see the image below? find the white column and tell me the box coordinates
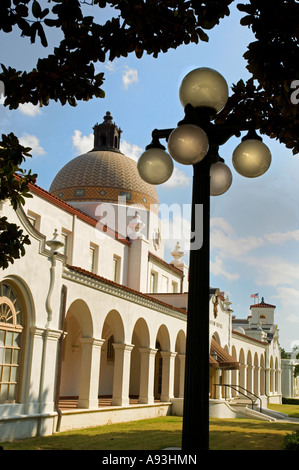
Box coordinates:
[254,366,261,396]
[226,370,232,399]
[215,370,222,399]
[242,364,247,392]
[177,353,185,398]
[265,366,271,396]
[78,338,104,409]
[160,351,176,402]
[29,327,61,415]
[222,370,231,399]
[139,347,157,404]
[247,364,253,393]
[112,343,134,406]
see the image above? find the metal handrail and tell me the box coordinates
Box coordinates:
[214,383,262,413]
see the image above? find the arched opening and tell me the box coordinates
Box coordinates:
[100,133,107,146]
[99,310,125,400]
[60,314,81,398]
[60,299,93,405]
[107,335,115,361]
[0,282,25,403]
[154,325,170,401]
[129,318,150,402]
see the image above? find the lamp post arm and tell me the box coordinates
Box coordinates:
[145,128,174,150]
[149,111,258,151]
[151,128,174,141]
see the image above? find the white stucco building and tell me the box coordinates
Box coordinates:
[281,349,299,399]
[0,112,282,441]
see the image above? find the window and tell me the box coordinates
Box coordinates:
[162,275,169,292]
[89,244,99,273]
[100,134,107,146]
[172,281,178,293]
[150,271,157,293]
[113,256,120,283]
[27,210,41,231]
[0,283,23,403]
[61,232,68,256]
[89,246,96,273]
[61,230,72,258]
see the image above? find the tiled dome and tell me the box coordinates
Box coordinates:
[49,113,158,211]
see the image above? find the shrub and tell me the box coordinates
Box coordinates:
[283,430,299,450]
[282,397,299,405]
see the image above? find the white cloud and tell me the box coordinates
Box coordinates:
[120,140,142,162]
[210,255,240,281]
[163,167,190,188]
[209,218,299,287]
[122,67,138,89]
[105,61,117,73]
[71,131,143,162]
[210,218,265,258]
[19,133,45,157]
[19,103,42,117]
[246,256,299,287]
[210,217,299,292]
[210,217,235,236]
[72,130,93,154]
[264,230,299,245]
[276,286,299,308]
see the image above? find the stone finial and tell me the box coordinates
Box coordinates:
[224,295,233,311]
[46,229,64,252]
[127,211,145,240]
[170,242,184,268]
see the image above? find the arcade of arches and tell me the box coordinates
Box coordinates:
[59,300,186,408]
[0,282,281,412]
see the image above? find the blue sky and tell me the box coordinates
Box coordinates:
[1,3,299,351]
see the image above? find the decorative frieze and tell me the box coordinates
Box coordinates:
[63,267,187,321]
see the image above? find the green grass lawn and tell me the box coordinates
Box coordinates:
[268,403,299,418]
[0,417,182,451]
[209,418,299,450]
[1,404,299,451]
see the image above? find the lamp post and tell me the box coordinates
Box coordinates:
[137,68,271,452]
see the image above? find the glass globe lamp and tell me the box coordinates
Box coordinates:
[210,161,232,196]
[179,67,229,114]
[167,124,209,165]
[137,147,174,184]
[232,139,271,178]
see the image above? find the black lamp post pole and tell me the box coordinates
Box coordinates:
[148,108,246,453]
[181,150,211,452]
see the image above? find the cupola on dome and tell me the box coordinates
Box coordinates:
[49,112,158,211]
